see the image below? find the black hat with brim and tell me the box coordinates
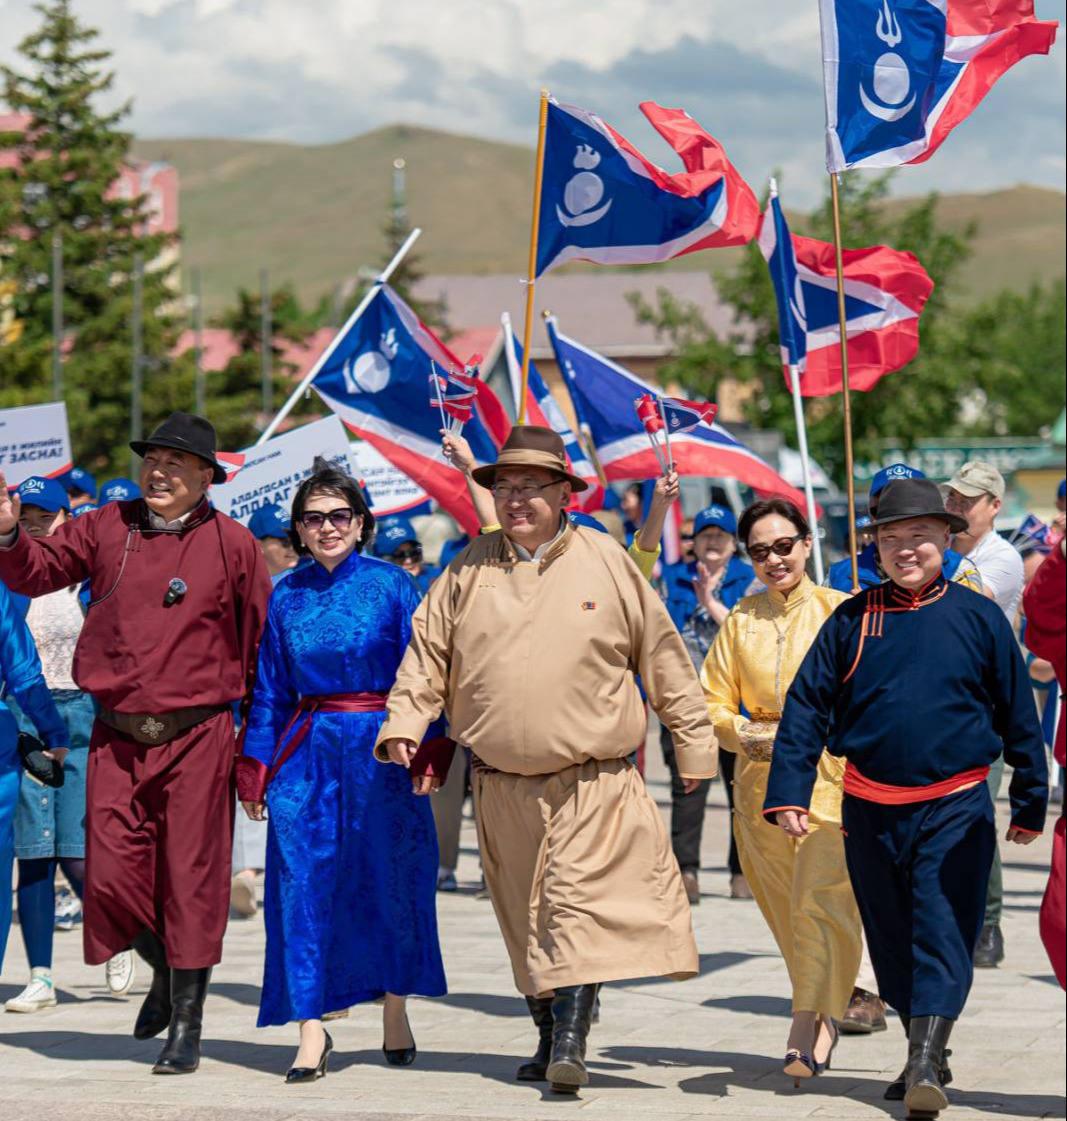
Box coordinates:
[869,478,968,535]
[131,412,228,485]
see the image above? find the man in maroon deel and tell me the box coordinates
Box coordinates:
[0,413,271,1075]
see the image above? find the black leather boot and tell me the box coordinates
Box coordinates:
[152,967,211,1074]
[130,929,171,1040]
[886,1014,953,1102]
[903,1015,954,1115]
[516,996,554,1081]
[546,984,598,1094]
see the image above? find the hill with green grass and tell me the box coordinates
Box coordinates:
[132,125,1066,317]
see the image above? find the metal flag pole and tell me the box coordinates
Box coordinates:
[192,267,205,416]
[257,227,421,444]
[788,364,824,584]
[51,233,63,399]
[129,253,144,477]
[518,89,550,426]
[260,268,272,421]
[830,172,860,593]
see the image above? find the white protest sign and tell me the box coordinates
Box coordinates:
[0,401,73,485]
[210,415,353,525]
[348,440,430,517]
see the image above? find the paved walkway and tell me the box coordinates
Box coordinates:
[1,743,1063,1121]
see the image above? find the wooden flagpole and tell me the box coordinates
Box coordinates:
[518,89,550,426]
[830,172,860,593]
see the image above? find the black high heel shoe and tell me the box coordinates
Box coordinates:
[383,1012,417,1067]
[285,1029,333,1083]
[814,1018,839,1074]
[784,1049,816,1087]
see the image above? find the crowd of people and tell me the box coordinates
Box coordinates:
[0,410,1062,1115]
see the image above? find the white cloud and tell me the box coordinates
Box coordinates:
[0,0,1062,207]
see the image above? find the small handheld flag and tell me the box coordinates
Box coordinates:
[634,394,667,472]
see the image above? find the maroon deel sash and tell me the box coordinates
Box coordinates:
[266,692,389,786]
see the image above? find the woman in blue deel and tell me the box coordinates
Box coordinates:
[0,579,67,975]
[237,458,448,1084]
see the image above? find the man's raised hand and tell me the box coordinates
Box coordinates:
[0,472,22,535]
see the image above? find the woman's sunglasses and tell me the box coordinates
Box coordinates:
[298,507,355,531]
[747,534,805,564]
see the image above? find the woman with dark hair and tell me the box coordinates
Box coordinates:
[701,497,861,1084]
[237,458,447,1082]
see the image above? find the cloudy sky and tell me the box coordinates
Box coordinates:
[2,0,1064,206]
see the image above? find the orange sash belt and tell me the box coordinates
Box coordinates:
[843,762,990,805]
[265,691,389,786]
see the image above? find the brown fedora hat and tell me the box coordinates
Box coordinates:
[471,425,588,492]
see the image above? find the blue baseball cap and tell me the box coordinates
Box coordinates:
[248,503,292,540]
[17,475,70,513]
[856,514,873,529]
[870,463,925,499]
[373,517,419,557]
[693,504,737,537]
[99,477,141,504]
[71,502,98,520]
[568,511,609,534]
[60,466,97,499]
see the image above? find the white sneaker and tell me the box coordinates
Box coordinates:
[54,889,82,933]
[105,950,136,996]
[5,972,57,1013]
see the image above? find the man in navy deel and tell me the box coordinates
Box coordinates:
[763,478,1047,1117]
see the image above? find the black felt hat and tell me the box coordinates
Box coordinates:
[870,478,968,535]
[130,412,228,485]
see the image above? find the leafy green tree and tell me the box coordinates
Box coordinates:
[0,0,179,475]
[198,280,319,451]
[629,173,1063,484]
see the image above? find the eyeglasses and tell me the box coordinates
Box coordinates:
[943,491,987,512]
[298,507,355,531]
[747,534,805,564]
[490,480,563,501]
[390,546,422,563]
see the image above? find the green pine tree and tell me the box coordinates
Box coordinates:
[0,0,180,476]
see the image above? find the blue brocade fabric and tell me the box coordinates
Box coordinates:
[242,551,447,1027]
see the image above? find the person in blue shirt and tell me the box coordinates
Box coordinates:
[372,516,441,597]
[659,504,757,903]
[237,459,446,1081]
[247,503,300,587]
[0,581,67,977]
[58,466,96,510]
[98,477,142,505]
[827,464,983,594]
[765,478,1047,1114]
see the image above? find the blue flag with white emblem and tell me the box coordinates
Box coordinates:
[821,0,1057,171]
[536,99,758,276]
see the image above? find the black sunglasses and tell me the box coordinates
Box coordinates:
[747,534,805,564]
[298,507,355,531]
[390,546,422,563]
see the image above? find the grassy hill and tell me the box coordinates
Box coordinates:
[132,126,1066,316]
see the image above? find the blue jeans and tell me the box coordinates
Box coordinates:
[15,690,94,859]
[0,735,20,974]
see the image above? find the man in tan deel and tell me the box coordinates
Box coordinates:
[376,426,717,1095]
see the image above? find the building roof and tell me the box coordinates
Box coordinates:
[412,271,741,357]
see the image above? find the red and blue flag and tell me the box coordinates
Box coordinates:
[545,316,807,507]
[756,187,934,397]
[312,284,510,534]
[821,0,1058,171]
[536,98,759,276]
